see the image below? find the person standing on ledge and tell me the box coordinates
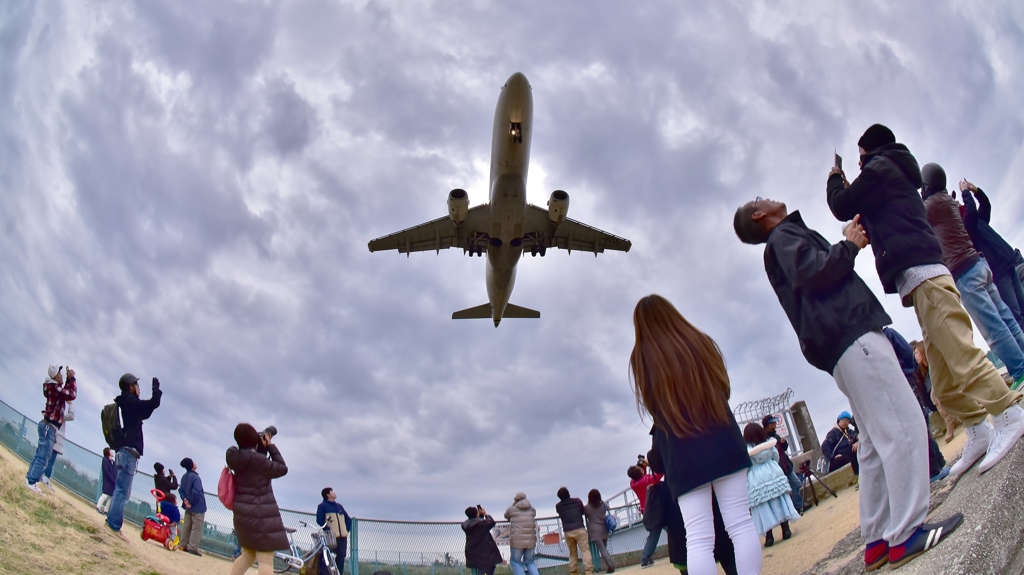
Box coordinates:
[734,193,961,569]
[826,124,1024,482]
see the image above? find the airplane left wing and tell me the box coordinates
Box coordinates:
[368,204,490,255]
[522,204,631,255]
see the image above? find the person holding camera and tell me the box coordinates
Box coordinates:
[179,457,208,555]
[228,423,289,575]
[626,456,664,568]
[153,462,178,496]
[462,505,502,575]
[105,373,162,541]
[26,365,77,496]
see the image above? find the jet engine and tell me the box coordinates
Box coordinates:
[448,189,469,223]
[547,190,569,223]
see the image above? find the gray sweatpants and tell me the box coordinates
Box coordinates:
[833,329,930,546]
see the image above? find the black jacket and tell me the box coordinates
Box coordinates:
[555,497,587,532]
[821,426,858,470]
[963,189,1017,277]
[827,144,945,295]
[766,431,793,475]
[114,388,162,456]
[650,413,751,500]
[462,515,502,569]
[154,472,178,496]
[764,212,892,373]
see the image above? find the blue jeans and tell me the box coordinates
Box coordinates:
[995,270,1024,330]
[26,421,57,485]
[641,526,665,563]
[44,449,59,479]
[106,447,139,531]
[785,468,803,512]
[510,548,541,575]
[956,259,1024,379]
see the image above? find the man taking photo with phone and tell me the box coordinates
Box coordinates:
[105,373,162,541]
[26,365,77,495]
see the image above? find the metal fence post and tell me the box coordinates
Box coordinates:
[15,415,26,454]
[589,541,601,572]
[350,517,359,575]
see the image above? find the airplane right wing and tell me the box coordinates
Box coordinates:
[368,204,490,255]
[522,204,632,255]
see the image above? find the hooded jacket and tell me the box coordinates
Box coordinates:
[226,444,289,551]
[503,493,538,549]
[462,515,502,569]
[114,388,161,456]
[763,211,892,374]
[922,189,980,280]
[962,189,1017,277]
[827,143,945,295]
[101,455,116,496]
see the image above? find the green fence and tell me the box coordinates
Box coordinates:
[1,396,659,571]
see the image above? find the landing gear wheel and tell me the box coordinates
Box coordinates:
[539,245,547,257]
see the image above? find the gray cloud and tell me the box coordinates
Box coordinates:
[2,0,1023,520]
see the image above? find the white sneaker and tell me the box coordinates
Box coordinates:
[979,404,1024,473]
[41,478,56,492]
[24,480,46,496]
[949,420,991,475]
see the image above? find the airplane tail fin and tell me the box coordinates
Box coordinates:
[452,304,493,320]
[502,303,540,319]
[451,303,540,320]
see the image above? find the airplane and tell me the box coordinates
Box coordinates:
[367,72,631,327]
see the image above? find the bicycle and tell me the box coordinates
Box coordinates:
[273,520,340,574]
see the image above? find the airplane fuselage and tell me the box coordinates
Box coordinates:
[485,73,533,325]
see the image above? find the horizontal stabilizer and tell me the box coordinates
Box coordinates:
[452,303,492,320]
[502,303,540,319]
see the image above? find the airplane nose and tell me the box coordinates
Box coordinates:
[505,72,531,91]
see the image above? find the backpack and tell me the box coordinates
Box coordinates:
[100,402,124,449]
[218,466,236,510]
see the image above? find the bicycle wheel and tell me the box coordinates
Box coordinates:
[273,553,294,573]
[322,546,340,575]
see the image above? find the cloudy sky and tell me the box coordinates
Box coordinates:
[3,0,1024,520]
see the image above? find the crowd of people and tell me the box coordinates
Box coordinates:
[24,367,352,575]
[21,122,1024,575]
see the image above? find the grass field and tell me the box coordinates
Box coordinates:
[0,449,165,575]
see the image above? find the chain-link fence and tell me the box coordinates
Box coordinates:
[1,396,664,571]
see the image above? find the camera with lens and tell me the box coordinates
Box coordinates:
[258,425,278,443]
[637,454,647,466]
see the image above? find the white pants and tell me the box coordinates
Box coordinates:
[676,469,762,575]
[96,493,112,511]
[833,330,930,545]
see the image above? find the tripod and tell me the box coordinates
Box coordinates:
[797,460,837,510]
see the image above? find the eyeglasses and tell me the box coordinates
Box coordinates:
[755,196,764,203]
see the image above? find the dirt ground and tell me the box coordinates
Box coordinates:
[2,430,966,575]
[615,429,966,575]
[0,441,237,575]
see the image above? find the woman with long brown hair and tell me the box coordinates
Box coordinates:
[629,295,760,575]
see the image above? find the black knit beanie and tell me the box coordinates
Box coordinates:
[857,124,896,153]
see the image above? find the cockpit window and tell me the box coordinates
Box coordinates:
[510,122,522,143]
